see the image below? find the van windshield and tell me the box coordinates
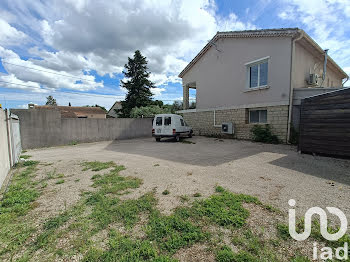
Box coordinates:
[156,117,162,126]
[164,117,171,126]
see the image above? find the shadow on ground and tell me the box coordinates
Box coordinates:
[104,136,285,166]
[104,136,350,186]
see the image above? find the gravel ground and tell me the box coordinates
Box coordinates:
[26,136,350,220]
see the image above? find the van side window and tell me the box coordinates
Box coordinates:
[156,117,162,126]
[180,119,184,126]
[164,117,171,126]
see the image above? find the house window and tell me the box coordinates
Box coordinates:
[246,57,269,89]
[164,117,171,126]
[249,109,267,123]
[156,117,162,126]
[180,119,184,126]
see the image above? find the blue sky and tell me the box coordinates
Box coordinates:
[0,0,349,110]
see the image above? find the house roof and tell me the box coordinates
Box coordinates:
[178,28,348,79]
[34,106,106,118]
[107,101,122,115]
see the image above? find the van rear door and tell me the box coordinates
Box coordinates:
[155,116,163,135]
[163,116,172,135]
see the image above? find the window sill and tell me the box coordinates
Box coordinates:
[244,86,270,92]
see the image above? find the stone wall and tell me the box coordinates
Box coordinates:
[182,105,289,143]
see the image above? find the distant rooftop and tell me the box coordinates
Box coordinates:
[31,105,106,118]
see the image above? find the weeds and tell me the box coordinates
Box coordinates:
[55,179,65,184]
[162,190,170,195]
[193,192,201,197]
[20,155,32,159]
[82,161,116,171]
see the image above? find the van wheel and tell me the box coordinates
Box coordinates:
[188,130,193,138]
[175,135,180,142]
[156,138,161,142]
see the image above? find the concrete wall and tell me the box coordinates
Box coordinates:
[11,109,152,149]
[0,110,11,188]
[182,105,289,143]
[182,37,292,109]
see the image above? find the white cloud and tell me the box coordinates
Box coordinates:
[0,46,104,92]
[278,0,350,74]
[0,0,256,95]
[0,18,27,46]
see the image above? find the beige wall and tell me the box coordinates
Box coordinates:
[294,42,343,89]
[182,37,292,110]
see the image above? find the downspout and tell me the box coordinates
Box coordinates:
[287,31,303,143]
[213,109,221,127]
[342,77,349,87]
[320,49,329,88]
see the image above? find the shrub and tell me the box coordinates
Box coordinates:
[250,124,280,144]
[130,105,171,118]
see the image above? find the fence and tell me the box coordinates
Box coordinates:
[11,109,153,149]
[298,87,350,158]
[0,109,22,188]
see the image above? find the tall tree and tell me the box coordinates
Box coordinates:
[118,50,154,117]
[46,95,57,106]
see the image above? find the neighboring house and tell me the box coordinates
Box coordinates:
[107,101,122,118]
[29,105,106,118]
[178,28,348,143]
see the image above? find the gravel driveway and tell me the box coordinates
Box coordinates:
[27,136,350,219]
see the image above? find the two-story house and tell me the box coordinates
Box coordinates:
[178,28,348,143]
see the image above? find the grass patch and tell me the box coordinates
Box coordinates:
[193,192,201,197]
[216,246,257,262]
[55,179,65,184]
[154,163,160,167]
[69,141,78,146]
[82,161,116,171]
[20,155,32,159]
[191,190,259,228]
[83,230,176,262]
[162,190,170,195]
[0,161,40,257]
[146,210,207,254]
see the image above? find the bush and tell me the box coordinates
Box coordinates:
[130,105,171,118]
[250,124,280,144]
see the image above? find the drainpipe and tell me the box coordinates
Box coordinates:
[213,109,221,127]
[287,30,304,143]
[342,77,349,87]
[320,49,328,88]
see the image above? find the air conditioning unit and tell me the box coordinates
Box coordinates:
[308,74,319,86]
[221,122,234,134]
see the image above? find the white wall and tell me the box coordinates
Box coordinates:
[0,110,11,189]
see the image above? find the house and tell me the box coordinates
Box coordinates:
[178,28,348,143]
[29,105,106,118]
[107,101,122,118]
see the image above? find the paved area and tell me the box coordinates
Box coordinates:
[28,136,350,219]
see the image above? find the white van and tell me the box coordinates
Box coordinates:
[152,114,193,142]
